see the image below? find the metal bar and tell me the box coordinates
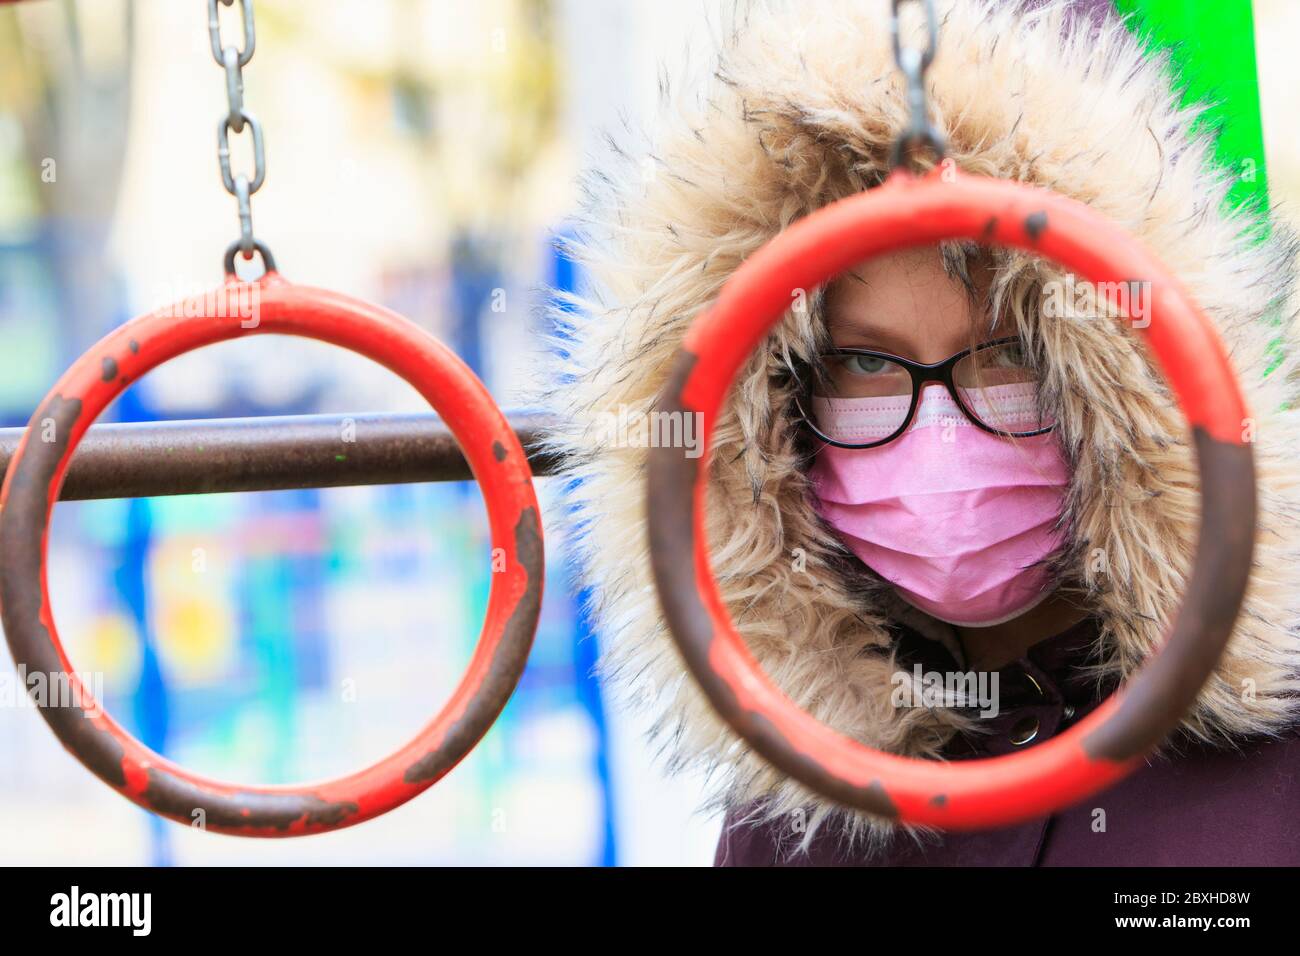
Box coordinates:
[0,411,561,501]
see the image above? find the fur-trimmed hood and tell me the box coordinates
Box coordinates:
[544,0,1300,837]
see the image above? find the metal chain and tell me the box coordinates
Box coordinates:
[208,0,275,274]
[888,0,946,171]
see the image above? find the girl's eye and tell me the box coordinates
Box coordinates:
[842,354,889,375]
[992,343,1027,367]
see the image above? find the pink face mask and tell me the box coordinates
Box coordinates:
[809,385,1070,627]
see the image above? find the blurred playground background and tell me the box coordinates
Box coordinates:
[0,0,1297,866]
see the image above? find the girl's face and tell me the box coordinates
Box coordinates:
[823,248,993,364]
[812,248,1077,647]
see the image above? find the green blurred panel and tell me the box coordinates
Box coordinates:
[1114,0,1268,211]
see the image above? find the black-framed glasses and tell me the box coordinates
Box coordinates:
[797,336,1056,449]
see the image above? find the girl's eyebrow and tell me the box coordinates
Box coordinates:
[826,318,913,355]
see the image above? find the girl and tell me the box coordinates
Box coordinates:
[547,0,1300,864]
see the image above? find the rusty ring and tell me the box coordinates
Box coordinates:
[645,167,1256,830]
[0,273,544,836]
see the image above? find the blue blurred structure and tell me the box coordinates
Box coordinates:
[113,388,172,867]
[546,229,617,867]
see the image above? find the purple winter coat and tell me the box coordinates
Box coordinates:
[715,618,1300,866]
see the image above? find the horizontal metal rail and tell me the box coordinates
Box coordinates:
[0,411,561,501]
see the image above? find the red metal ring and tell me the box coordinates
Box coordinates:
[646,168,1256,830]
[0,272,544,836]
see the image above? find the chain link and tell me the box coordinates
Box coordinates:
[888,0,946,171]
[208,0,273,275]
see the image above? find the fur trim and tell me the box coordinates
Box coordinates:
[540,0,1300,842]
